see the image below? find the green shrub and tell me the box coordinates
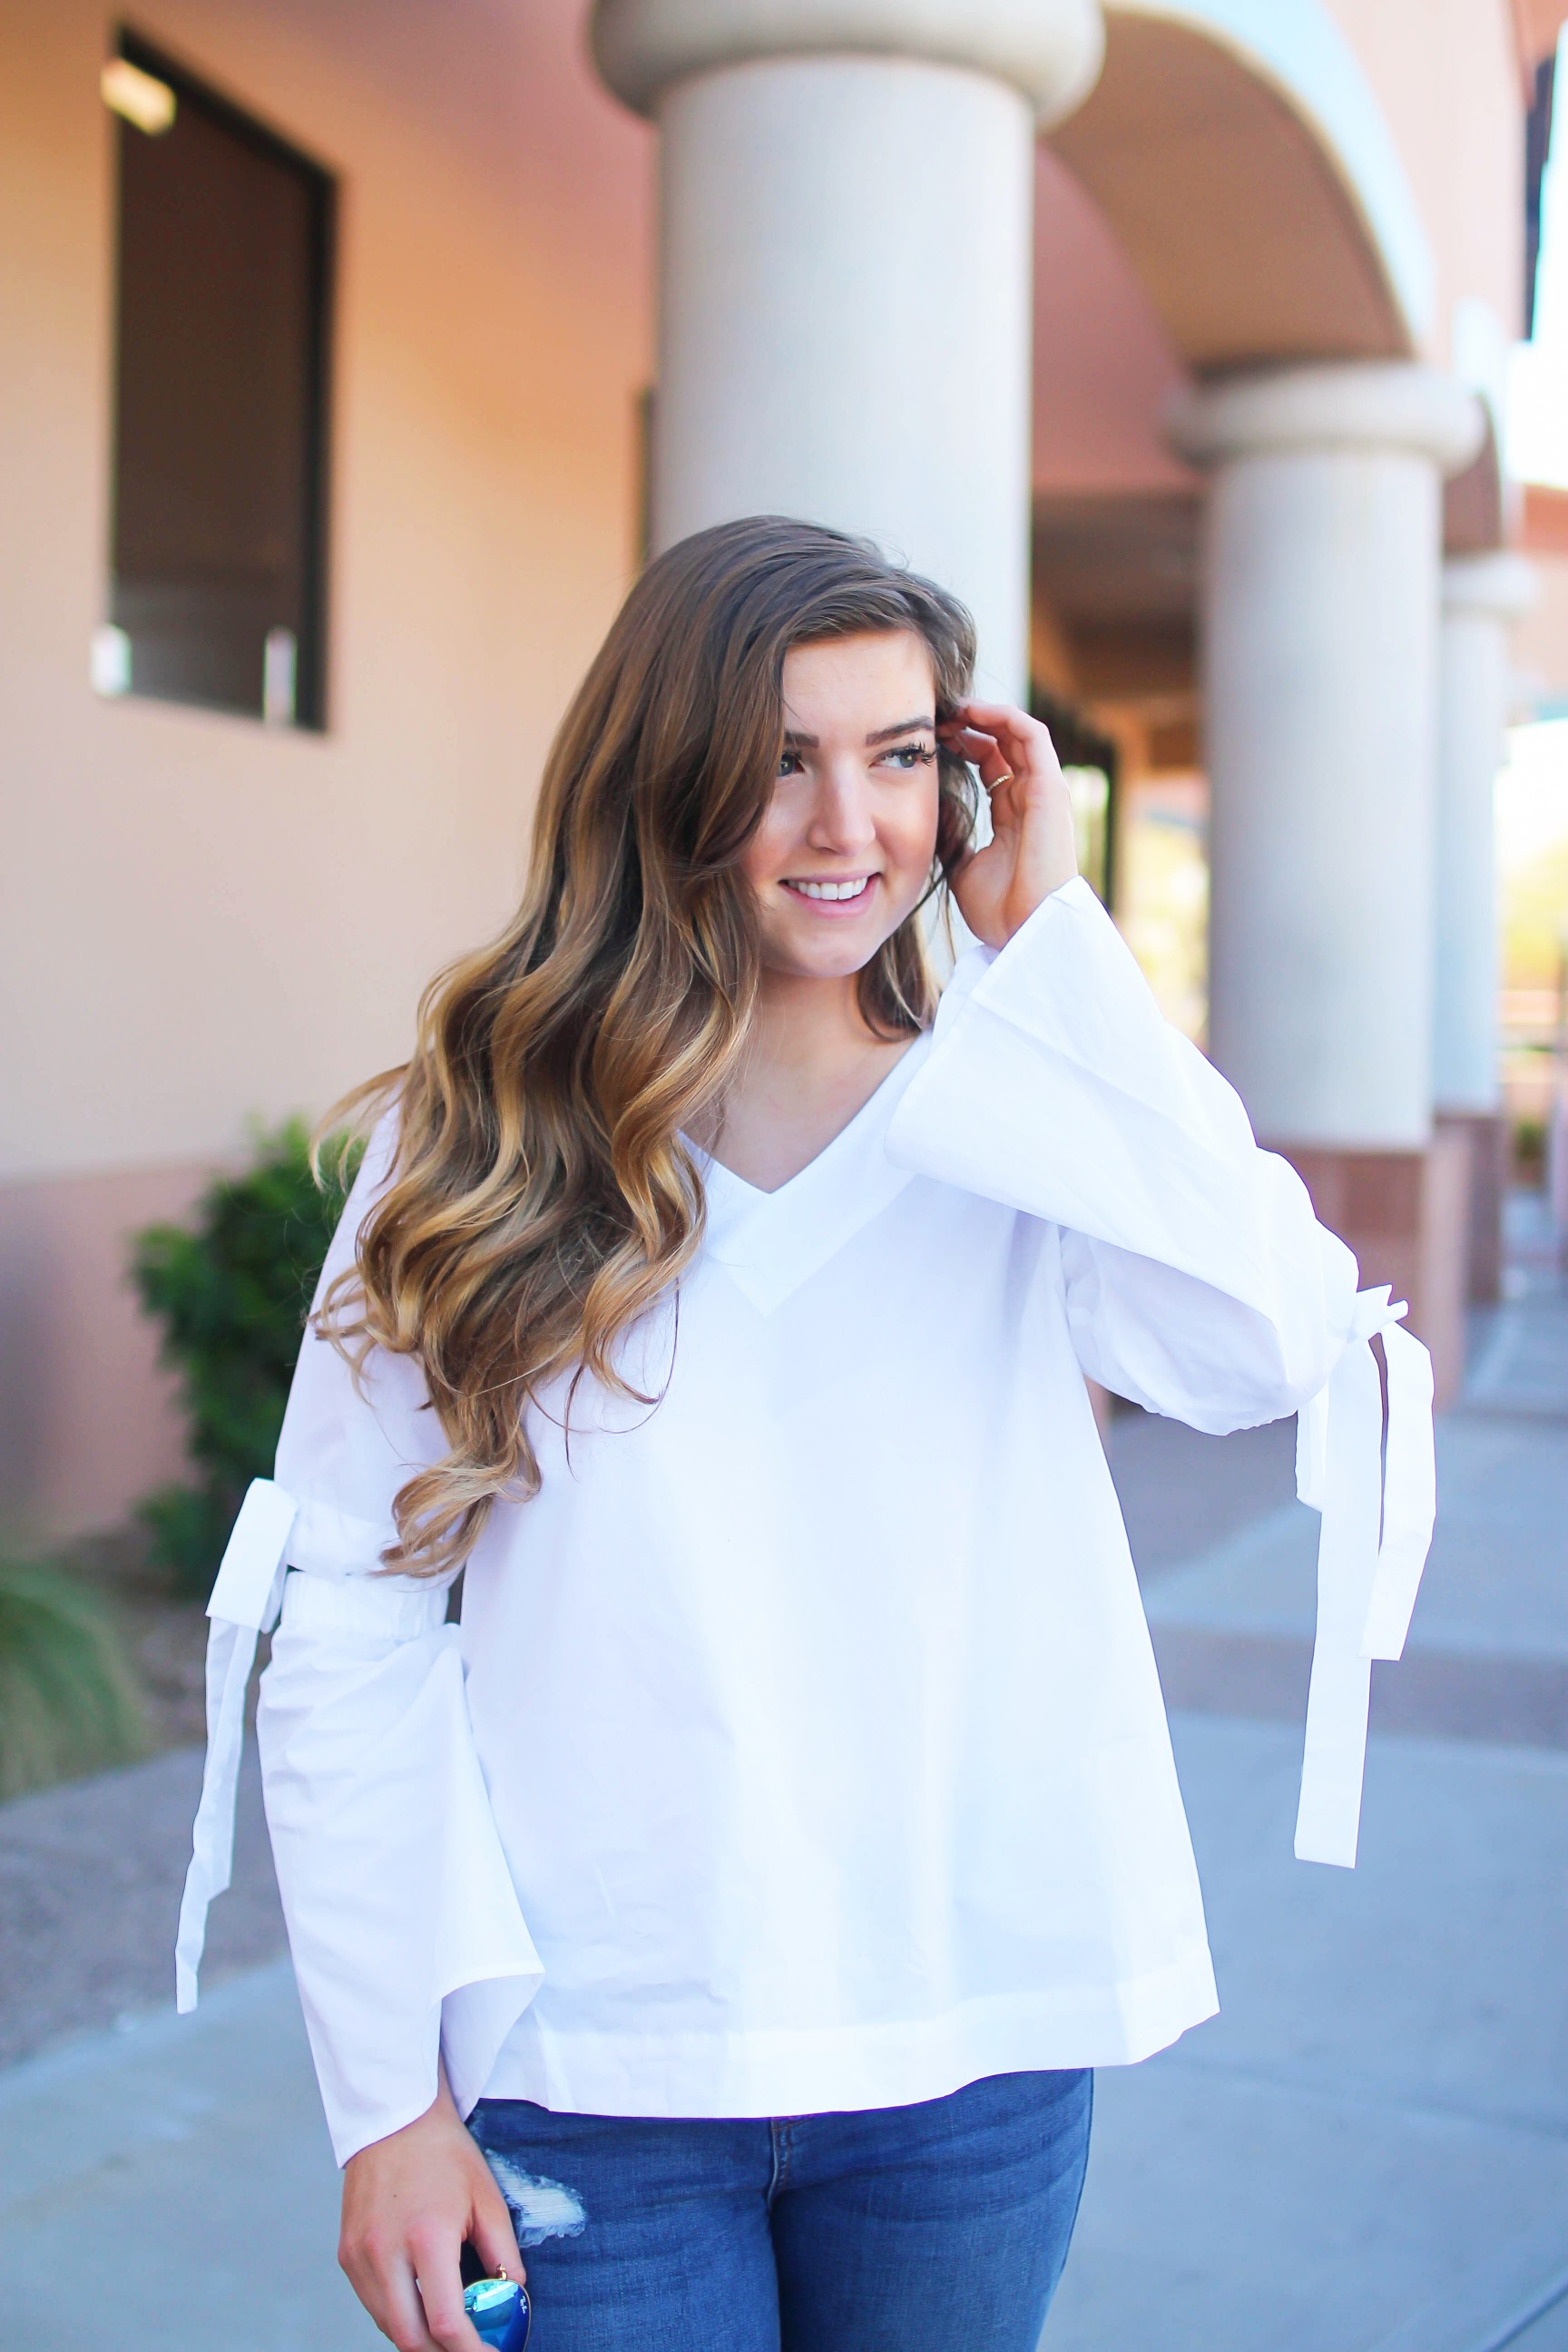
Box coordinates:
[1513,1115,1546,1188]
[0,1564,147,1799]
[132,1119,362,1593]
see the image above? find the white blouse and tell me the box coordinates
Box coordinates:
[175,879,1436,2167]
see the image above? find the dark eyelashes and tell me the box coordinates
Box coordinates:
[775,741,936,778]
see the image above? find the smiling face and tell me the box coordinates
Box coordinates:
[742,630,942,987]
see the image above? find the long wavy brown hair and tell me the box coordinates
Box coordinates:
[318,516,977,1574]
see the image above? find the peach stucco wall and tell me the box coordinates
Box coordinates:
[0,0,652,1534]
[1032,146,1193,497]
[0,0,652,1189]
[0,1163,207,1539]
[1319,0,1524,354]
[1516,558,1568,701]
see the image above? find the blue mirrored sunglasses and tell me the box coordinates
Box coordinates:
[464,2274,532,2350]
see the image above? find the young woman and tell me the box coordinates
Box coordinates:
[178,517,1432,2351]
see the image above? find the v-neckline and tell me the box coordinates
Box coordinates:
[690,1031,933,1314]
[693,1034,926,1202]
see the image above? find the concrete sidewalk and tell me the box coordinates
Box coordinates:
[1046,1202,1568,2351]
[0,1211,1563,2350]
[0,1962,376,2352]
[1050,1720,1568,2352]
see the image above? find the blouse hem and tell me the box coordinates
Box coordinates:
[470,1947,1219,2120]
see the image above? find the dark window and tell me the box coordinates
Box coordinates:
[105,31,333,726]
[1029,687,1119,911]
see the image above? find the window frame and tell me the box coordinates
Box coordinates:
[108,26,337,730]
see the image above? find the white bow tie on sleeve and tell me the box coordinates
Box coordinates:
[1292,1286,1437,1867]
[173,1478,425,2012]
[173,1478,299,2013]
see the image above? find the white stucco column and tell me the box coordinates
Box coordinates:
[1435,552,1534,1113]
[1169,364,1484,1147]
[592,0,1104,698]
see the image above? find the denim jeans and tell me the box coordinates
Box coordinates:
[467,2066,1093,2351]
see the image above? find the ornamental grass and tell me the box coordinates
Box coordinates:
[0,1563,147,1801]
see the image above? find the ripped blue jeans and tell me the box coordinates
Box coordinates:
[466,2066,1092,2351]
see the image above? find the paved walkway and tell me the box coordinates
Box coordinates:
[1,1205,1563,2350]
[0,1743,282,2070]
[1049,1199,1568,2352]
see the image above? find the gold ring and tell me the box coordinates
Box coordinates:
[986,769,1014,790]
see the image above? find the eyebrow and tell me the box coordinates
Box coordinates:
[780,714,936,750]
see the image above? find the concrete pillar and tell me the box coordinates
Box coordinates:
[1436,551,1534,1301]
[591,0,1104,698]
[1436,554,1534,1112]
[1169,363,1484,1396]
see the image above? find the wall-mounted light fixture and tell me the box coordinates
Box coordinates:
[101,55,176,136]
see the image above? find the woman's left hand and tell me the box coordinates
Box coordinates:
[940,699,1078,950]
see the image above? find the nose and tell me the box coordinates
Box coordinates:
[806,756,878,858]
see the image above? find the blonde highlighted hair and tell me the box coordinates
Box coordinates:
[318,516,976,1574]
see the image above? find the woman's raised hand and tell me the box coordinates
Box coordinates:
[940,699,1078,950]
[339,2074,523,2352]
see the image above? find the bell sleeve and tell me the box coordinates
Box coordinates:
[885,877,1436,1871]
[173,1113,543,2166]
